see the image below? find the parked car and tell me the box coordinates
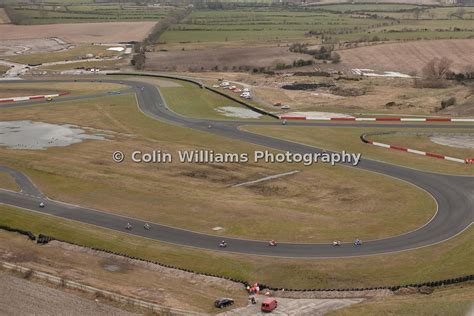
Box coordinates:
[261,298,277,312]
[273,102,282,107]
[281,105,290,110]
[214,298,234,309]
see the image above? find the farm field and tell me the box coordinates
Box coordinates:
[159,6,474,45]
[146,45,312,72]
[337,39,474,73]
[0,90,435,242]
[0,21,156,43]
[4,3,171,25]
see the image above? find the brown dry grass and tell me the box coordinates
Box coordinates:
[0,82,123,98]
[196,72,471,116]
[1,205,473,290]
[0,173,19,191]
[0,90,434,242]
[0,231,246,313]
[0,22,156,44]
[338,39,474,74]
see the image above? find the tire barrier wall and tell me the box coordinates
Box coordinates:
[1,225,473,293]
[0,92,69,103]
[107,72,279,119]
[360,132,472,164]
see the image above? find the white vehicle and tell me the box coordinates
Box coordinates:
[281,105,290,110]
[240,93,251,99]
[243,88,250,92]
[219,81,230,88]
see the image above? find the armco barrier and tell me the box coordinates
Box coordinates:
[0,91,69,103]
[107,72,279,119]
[361,132,470,164]
[281,115,474,123]
[0,225,473,294]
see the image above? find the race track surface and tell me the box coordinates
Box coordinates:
[0,78,473,258]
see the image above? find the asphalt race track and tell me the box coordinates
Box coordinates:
[0,78,473,258]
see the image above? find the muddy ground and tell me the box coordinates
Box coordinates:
[0,272,137,316]
[0,38,71,56]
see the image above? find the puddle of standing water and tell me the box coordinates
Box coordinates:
[0,120,106,150]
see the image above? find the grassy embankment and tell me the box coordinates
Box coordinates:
[0,204,472,290]
[330,282,474,316]
[0,230,247,314]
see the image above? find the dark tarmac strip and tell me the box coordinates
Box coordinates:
[0,79,473,258]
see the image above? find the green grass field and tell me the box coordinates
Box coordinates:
[5,3,170,24]
[243,125,474,175]
[0,204,472,289]
[159,6,474,44]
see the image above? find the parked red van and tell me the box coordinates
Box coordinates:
[261,298,277,312]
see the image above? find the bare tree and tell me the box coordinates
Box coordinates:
[415,57,453,88]
[422,57,452,80]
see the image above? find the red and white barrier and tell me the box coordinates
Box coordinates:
[0,92,69,103]
[279,115,474,123]
[365,138,470,164]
